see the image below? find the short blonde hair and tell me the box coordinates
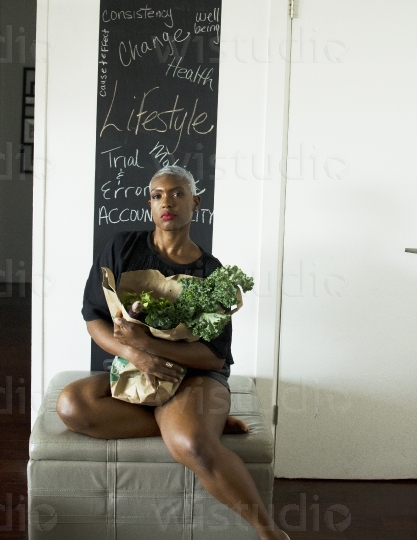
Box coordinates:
[150,166,197,195]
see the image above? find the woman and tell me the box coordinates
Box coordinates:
[57,165,290,540]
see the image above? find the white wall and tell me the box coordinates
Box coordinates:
[275,0,417,479]
[31,1,289,421]
[213,0,289,428]
[32,0,101,412]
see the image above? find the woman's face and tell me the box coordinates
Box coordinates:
[148,174,200,232]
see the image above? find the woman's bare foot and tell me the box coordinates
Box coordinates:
[223,415,249,434]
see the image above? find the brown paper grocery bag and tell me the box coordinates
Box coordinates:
[109,356,182,406]
[101,267,243,406]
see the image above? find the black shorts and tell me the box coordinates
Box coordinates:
[183,366,230,392]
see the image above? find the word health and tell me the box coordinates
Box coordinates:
[165,56,214,90]
[102,7,174,28]
[100,83,214,153]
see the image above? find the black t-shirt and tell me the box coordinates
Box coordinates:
[82,231,233,372]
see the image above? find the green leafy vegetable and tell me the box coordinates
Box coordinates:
[121,265,254,341]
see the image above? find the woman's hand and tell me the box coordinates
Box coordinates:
[113,315,184,383]
[113,315,150,351]
[126,348,185,385]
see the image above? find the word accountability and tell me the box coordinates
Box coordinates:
[165,56,214,90]
[100,83,214,153]
[102,7,174,28]
[98,206,213,226]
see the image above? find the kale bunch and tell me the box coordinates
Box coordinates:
[121,265,254,341]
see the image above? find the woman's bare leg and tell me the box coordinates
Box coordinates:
[56,373,160,438]
[56,373,248,439]
[155,376,288,540]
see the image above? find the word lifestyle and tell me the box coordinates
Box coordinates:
[165,56,214,90]
[100,82,214,154]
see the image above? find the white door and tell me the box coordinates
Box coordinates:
[275,0,417,479]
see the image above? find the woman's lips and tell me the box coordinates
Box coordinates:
[161,212,176,221]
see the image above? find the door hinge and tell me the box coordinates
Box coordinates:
[289,0,297,19]
[272,405,278,425]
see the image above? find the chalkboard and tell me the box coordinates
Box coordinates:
[92,0,222,369]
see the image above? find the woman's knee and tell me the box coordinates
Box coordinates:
[56,374,110,432]
[166,431,219,472]
[56,384,93,432]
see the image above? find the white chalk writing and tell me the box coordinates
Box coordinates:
[195,9,220,44]
[119,28,191,66]
[101,179,149,200]
[99,205,153,225]
[101,146,144,168]
[99,29,109,97]
[102,7,174,28]
[192,208,214,224]
[100,83,214,154]
[165,56,213,90]
[149,141,179,167]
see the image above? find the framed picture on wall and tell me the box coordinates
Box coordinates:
[20,67,35,173]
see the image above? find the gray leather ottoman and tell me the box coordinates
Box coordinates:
[28,371,274,539]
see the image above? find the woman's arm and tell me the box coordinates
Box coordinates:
[112,317,225,371]
[86,319,185,383]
